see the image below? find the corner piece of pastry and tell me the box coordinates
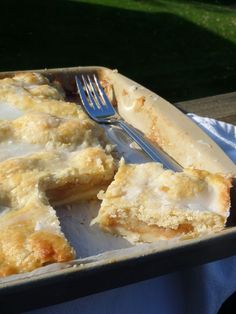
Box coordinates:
[0,147,115,277]
[93,160,232,243]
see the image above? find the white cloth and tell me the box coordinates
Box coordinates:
[26,114,236,314]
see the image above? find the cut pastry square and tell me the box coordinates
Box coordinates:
[0,147,115,277]
[93,160,232,243]
[0,201,75,277]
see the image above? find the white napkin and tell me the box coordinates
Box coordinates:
[188,113,236,163]
[25,114,236,314]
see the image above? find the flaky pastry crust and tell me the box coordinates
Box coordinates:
[0,72,115,276]
[93,161,232,243]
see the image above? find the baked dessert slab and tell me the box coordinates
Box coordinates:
[0,72,116,277]
[0,67,235,311]
[93,160,232,243]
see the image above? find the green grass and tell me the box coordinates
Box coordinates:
[1,0,236,101]
[81,0,236,43]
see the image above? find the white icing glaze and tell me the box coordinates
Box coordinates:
[121,164,220,215]
[34,206,61,234]
[0,141,43,162]
[0,206,11,217]
[176,186,216,213]
[124,186,143,201]
[0,101,23,120]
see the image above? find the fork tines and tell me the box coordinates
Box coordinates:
[75,74,182,171]
[75,74,116,119]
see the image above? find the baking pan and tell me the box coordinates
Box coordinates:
[0,66,235,313]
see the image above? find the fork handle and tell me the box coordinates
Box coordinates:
[118,120,182,172]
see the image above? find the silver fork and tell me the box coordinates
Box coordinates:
[75,74,182,172]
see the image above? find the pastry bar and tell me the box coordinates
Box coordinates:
[0,72,115,276]
[0,147,114,276]
[93,161,232,243]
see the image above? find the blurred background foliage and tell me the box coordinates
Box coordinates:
[1,0,236,101]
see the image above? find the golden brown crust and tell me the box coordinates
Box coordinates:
[0,72,87,119]
[0,112,103,148]
[0,226,75,276]
[0,146,115,277]
[0,72,115,277]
